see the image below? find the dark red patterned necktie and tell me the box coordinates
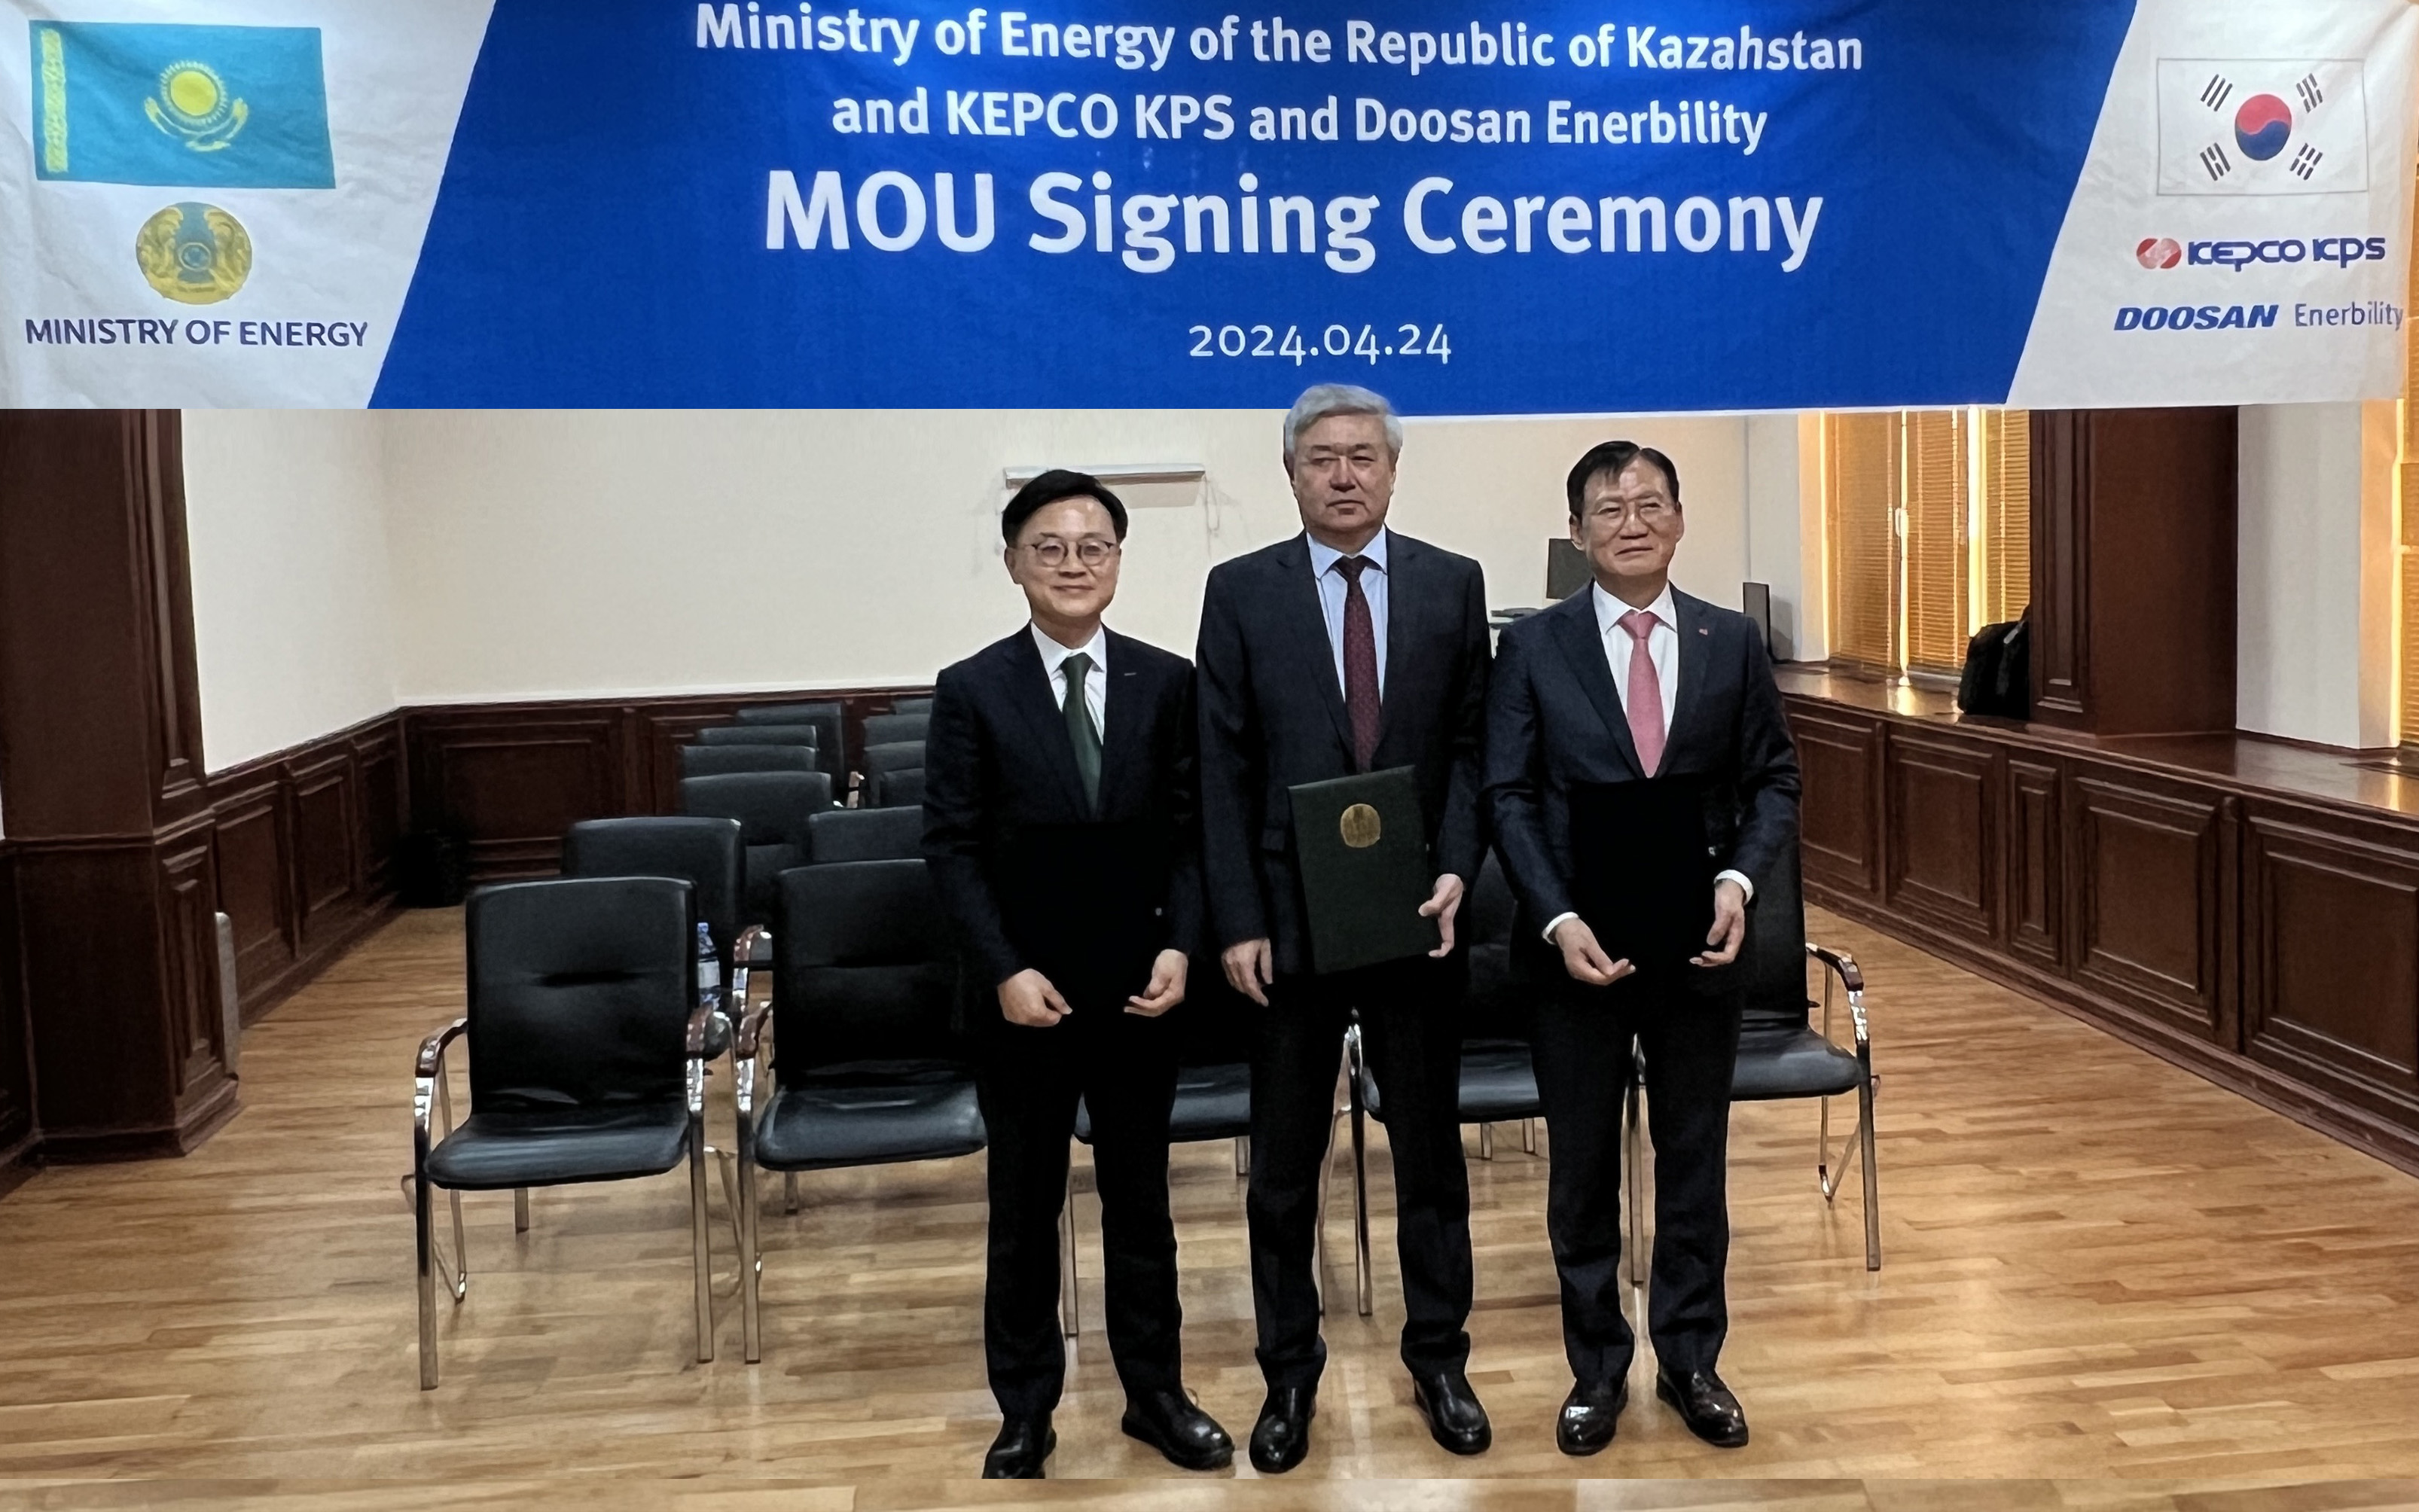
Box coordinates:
[1336,556,1380,770]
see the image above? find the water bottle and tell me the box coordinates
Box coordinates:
[695,922,724,1020]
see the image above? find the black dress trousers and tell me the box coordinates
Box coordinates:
[1245,952,1473,1390]
[977,1004,1181,1420]
[1527,958,1743,1389]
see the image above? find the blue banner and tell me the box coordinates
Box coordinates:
[5,1,2414,410]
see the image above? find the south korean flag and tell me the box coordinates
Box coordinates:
[2155,58,2369,194]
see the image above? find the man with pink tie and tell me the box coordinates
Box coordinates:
[1481,440,1800,1456]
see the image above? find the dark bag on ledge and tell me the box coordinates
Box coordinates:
[1957,610,2032,719]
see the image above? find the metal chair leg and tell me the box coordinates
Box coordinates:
[737,1151,763,1365]
[1522,1117,1536,1156]
[513,1187,530,1233]
[1350,1078,1372,1320]
[415,1169,440,1389]
[1059,1161,1080,1340]
[783,1172,799,1215]
[1858,1075,1882,1271]
[688,1129,715,1364]
[1478,1122,1493,1160]
[1235,1135,1251,1178]
[1624,1080,1648,1290]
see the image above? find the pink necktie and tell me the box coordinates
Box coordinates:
[1618,609,1664,777]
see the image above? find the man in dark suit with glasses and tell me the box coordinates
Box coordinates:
[925,469,1231,1479]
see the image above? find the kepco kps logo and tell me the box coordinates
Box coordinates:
[2134,235,2387,270]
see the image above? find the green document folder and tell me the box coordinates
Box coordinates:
[1289,765,1438,975]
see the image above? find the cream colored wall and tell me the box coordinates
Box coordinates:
[2237,401,2399,749]
[182,410,398,772]
[380,409,1803,703]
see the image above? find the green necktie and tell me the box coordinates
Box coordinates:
[1060,651,1101,814]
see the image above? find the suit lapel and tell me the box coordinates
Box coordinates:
[1666,591,1716,767]
[1096,630,1148,815]
[1005,632,1093,815]
[1548,590,1646,778]
[1279,534,1357,761]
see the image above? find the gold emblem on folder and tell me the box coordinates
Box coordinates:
[1338,803,1382,849]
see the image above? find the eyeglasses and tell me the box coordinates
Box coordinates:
[1023,538,1118,568]
[1586,499,1676,529]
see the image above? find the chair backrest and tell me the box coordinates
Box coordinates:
[1740,840,1811,1035]
[464,876,694,1112]
[869,767,925,808]
[1461,851,1532,1042]
[806,805,924,864]
[737,702,843,774]
[773,860,961,1072]
[861,739,925,776]
[862,712,929,746]
[563,816,743,975]
[888,697,934,716]
[678,743,816,779]
[677,771,834,926]
[697,724,819,748]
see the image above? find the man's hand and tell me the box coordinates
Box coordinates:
[1551,916,1636,988]
[1419,873,1466,958]
[999,968,1072,1027]
[1126,949,1189,1017]
[1222,937,1274,1006]
[1691,878,1749,968]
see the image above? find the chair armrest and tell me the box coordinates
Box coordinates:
[735,999,775,1059]
[415,1018,467,1079]
[1804,943,1868,1049]
[685,1000,721,1059]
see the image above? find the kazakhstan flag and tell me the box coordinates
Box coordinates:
[31,22,334,188]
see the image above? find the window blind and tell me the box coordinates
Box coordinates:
[1826,411,1902,670]
[1903,409,1969,673]
[1978,408,2033,627]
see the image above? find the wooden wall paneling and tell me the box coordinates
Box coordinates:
[2003,757,2065,972]
[157,829,229,1112]
[353,726,403,898]
[210,777,297,997]
[2065,767,2228,1046]
[1785,700,1884,898]
[1882,727,2000,944]
[2028,410,2088,722]
[2242,805,2419,1134]
[406,707,624,881]
[0,850,32,1182]
[287,751,357,947]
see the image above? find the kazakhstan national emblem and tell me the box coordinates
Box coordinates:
[145,59,248,151]
[136,203,253,304]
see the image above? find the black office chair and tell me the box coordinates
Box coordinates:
[737,701,843,777]
[563,815,749,1044]
[805,805,923,864]
[731,860,985,1363]
[888,696,934,716]
[676,772,834,926]
[868,767,925,809]
[1730,843,1879,1268]
[1341,854,1545,1316]
[410,876,718,1387]
[862,711,929,747]
[857,739,924,805]
[679,744,816,779]
[698,724,820,749]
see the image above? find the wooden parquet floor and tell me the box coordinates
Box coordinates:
[3,907,2419,1509]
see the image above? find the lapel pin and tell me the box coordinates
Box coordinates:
[1698,626,1710,635]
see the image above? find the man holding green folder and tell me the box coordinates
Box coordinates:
[1197,384,1495,1471]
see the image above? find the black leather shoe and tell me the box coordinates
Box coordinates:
[981,1416,1055,1478]
[1409,1370,1493,1456]
[1248,1386,1316,1474]
[1555,1378,1627,1456]
[1121,1389,1234,1471]
[1656,1367,1749,1448]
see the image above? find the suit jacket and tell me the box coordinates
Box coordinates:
[1196,529,1490,976]
[1484,585,1799,974]
[923,626,1203,1014]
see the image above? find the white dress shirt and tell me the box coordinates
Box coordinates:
[1306,528,1390,696]
[1030,622,1107,733]
[1542,581,1753,945]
